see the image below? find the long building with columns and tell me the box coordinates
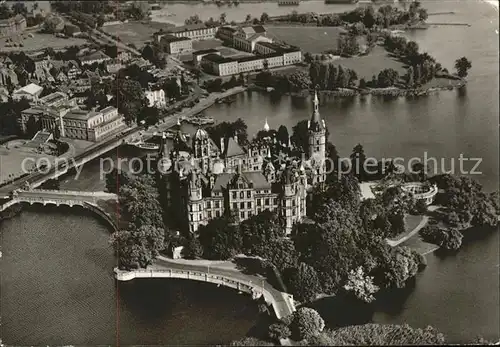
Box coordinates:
[158,91,326,234]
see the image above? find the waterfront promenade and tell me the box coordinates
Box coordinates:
[115,255,296,320]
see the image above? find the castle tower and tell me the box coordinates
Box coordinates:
[307,90,326,161]
[193,128,211,173]
[264,118,270,132]
[307,90,326,185]
[187,170,204,232]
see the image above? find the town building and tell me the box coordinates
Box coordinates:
[200,45,302,76]
[200,54,238,76]
[278,0,300,4]
[217,26,237,42]
[160,35,193,54]
[158,91,326,234]
[233,25,272,53]
[145,88,166,108]
[19,99,125,142]
[79,51,112,66]
[158,23,217,41]
[12,83,43,102]
[192,49,221,65]
[0,66,18,86]
[0,15,26,36]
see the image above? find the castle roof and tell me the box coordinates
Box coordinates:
[309,90,325,132]
[223,137,245,158]
[195,127,209,140]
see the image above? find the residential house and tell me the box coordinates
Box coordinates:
[0,67,18,87]
[79,51,112,66]
[145,89,166,108]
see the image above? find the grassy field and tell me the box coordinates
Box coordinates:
[333,45,407,80]
[102,21,175,47]
[265,25,347,54]
[0,33,88,53]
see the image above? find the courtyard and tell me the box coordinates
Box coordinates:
[102,21,175,48]
[0,32,88,53]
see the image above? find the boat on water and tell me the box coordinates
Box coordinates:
[325,0,358,4]
[186,115,216,126]
[133,142,160,151]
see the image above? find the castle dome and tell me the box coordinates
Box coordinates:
[195,127,209,140]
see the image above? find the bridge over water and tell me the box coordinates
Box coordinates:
[0,189,118,230]
[115,257,296,320]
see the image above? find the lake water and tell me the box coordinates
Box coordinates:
[1,0,499,345]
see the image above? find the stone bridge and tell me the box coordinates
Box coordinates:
[0,189,118,230]
[115,261,296,320]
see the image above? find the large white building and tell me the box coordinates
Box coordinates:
[146,89,166,108]
[200,44,302,76]
[156,23,217,42]
[19,92,125,142]
[12,83,43,102]
[232,25,272,53]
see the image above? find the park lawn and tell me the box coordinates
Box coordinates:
[0,32,88,53]
[102,21,174,48]
[265,25,347,54]
[334,45,407,80]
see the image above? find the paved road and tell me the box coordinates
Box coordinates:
[385,207,440,247]
[154,256,295,319]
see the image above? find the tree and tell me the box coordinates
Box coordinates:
[377,68,400,88]
[315,323,445,345]
[343,266,379,303]
[239,210,285,256]
[118,174,164,229]
[260,12,269,23]
[245,14,252,23]
[358,78,367,89]
[141,45,156,62]
[12,2,28,16]
[113,79,146,123]
[230,337,273,346]
[285,262,322,303]
[454,57,472,78]
[182,235,203,259]
[268,322,291,342]
[380,246,422,288]
[350,143,367,181]
[110,224,165,269]
[219,12,227,24]
[105,168,131,193]
[290,307,325,341]
[197,215,243,260]
[304,52,313,64]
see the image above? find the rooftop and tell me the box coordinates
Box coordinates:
[80,51,111,62]
[202,53,235,64]
[167,23,209,34]
[161,34,191,43]
[193,48,219,56]
[241,171,271,190]
[224,137,245,158]
[13,83,43,96]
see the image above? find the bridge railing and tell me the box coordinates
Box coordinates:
[114,267,296,319]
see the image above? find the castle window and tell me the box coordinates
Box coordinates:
[215,201,220,208]
[316,139,319,145]
[273,198,278,206]
[240,211,245,219]
[232,202,237,210]
[232,191,237,199]
[247,202,252,209]
[247,191,251,198]
[316,146,319,151]
[265,198,270,206]
[206,201,211,208]
[216,210,220,217]
[208,211,212,219]
[257,199,261,206]
[293,199,296,207]
[240,202,245,209]
[240,191,244,199]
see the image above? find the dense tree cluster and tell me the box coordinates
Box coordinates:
[255,70,312,93]
[206,118,249,146]
[309,62,358,90]
[280,3,427,28]
[310,323,445,345]
[111,174,169,269]
[419,225,463,251]
[430,174,499,228]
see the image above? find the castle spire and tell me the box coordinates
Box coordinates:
[264,118,270,132]
[309,88,324,131]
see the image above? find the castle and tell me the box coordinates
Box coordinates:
[158,91,326,234]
